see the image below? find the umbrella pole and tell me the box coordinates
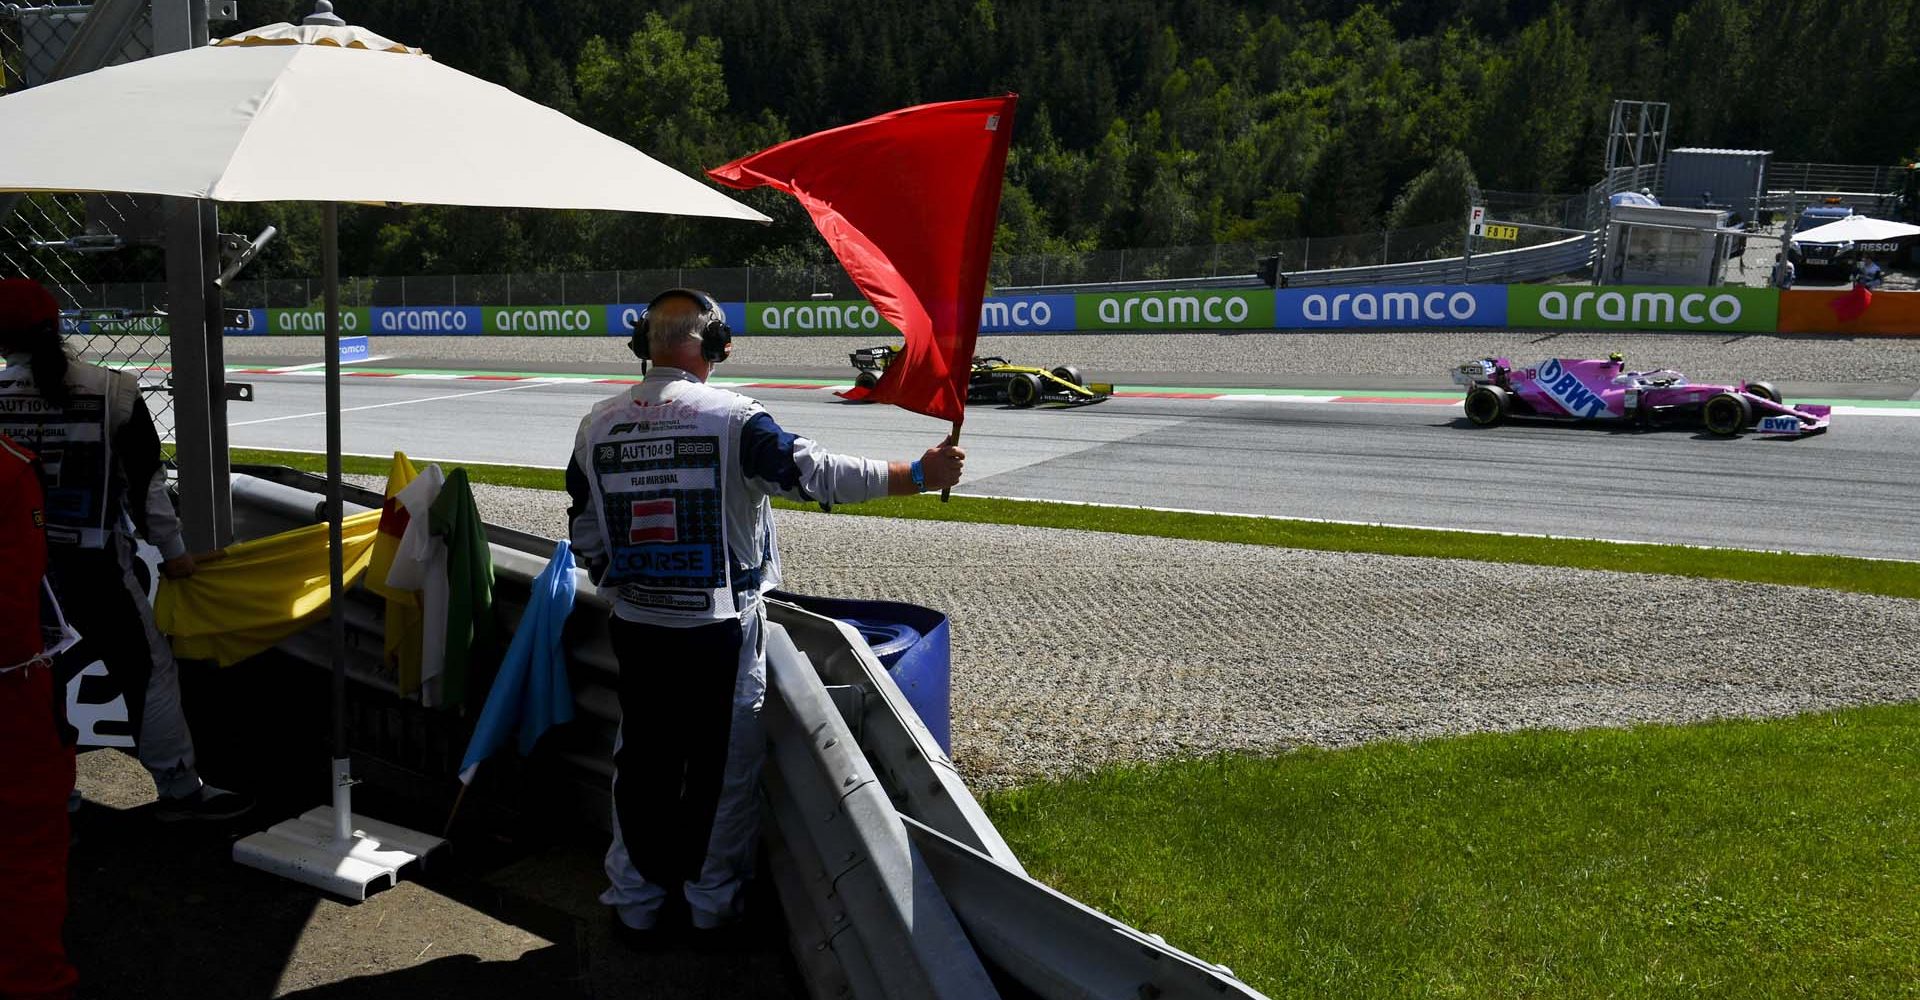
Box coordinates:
[233,222,446,894]
[323,201,352,842]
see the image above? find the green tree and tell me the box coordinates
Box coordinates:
[1387,149,1480,230]
[1471,5,1592,192]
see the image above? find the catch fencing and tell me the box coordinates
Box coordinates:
[0,1,172,446]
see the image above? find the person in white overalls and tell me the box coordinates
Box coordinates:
[0,279,252,823]
[567,288,964,939]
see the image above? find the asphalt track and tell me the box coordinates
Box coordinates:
[222,370,1920,560]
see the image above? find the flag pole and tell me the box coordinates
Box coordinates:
[940,420,961,502]
[443,781,472,838]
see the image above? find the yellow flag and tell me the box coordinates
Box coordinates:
[155,510,382,666]
[365,452,426,692]
[365,451,419,603]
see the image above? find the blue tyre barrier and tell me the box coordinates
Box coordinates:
[771,592,952,754]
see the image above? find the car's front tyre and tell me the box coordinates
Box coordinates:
[1006,372,1042,408]
[1702,392,1751,436]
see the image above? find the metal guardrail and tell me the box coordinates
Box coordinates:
[761,625,1000,998]
[995,272,1269,295]
[1290,233,1597,287]
[1760,190,1902,218]
[229,469,1273,999]
[1764,162,1904,196]
[998,233,1597,295]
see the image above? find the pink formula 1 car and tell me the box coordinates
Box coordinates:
[1452,355,1831,437]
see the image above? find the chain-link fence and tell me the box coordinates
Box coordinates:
[52,221,1536,309]
[993,224,1482,287]
[1,2,171,449]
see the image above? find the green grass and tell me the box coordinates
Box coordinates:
[232,447,568,491]
[984,705,1920,998]
[230,446,1920,601]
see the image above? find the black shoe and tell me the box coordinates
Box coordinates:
[154,786,256,823]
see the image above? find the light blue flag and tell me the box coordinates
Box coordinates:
[458,540,577,784]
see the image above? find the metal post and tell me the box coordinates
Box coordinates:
[1301,237,1309,271]
[321,201,352,842]
[155,0,229,550]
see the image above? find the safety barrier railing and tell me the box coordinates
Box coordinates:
[229,468,1272,998]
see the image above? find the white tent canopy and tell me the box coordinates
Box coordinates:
[0,22,769,219]
[1793,215,1920,246]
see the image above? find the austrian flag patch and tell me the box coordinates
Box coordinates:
[629,499,677,544]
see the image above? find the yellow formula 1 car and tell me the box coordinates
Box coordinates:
[848,344,1113,407]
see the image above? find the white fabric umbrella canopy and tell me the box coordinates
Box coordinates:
[0,11,767,893]
[0,21,768,219]
[1793,215,1920,245]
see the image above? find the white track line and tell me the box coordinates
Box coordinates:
[229,381,551,427]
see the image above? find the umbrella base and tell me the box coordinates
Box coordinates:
[233,806,445,901]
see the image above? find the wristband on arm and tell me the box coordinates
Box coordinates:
[910,459,925,491]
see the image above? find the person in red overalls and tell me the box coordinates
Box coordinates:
[0,432,79,999]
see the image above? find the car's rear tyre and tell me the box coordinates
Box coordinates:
[1006,372,1042,408]
[1464,385,1509,427]
[1744,380,1780,403]
[853,370,880,392]
[1702,392,1751,436]
[1050,365,1084,387]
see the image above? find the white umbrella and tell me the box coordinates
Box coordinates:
[0,2,768,898]
[1793,215,1920,245]
[0,19,767,218]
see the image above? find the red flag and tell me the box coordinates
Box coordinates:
[1828,281,1873,324]
[709,96,1018,426]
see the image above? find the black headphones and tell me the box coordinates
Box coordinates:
[631,287,731,365]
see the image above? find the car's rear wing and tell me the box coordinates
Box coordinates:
[1452,359,1497,386]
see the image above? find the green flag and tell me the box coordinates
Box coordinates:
[429,468,497,711]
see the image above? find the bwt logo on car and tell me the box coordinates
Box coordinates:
[1097,294,1250,325]
[757,303,888,332]
[1534,358,1608,418]
[1535,289,1743,326]
[979,299,1055,328]
[494,307,594,333]
[1299,290,1480,323]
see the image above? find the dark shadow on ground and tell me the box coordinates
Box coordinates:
[65,649,803,999]
[67,797,321,999]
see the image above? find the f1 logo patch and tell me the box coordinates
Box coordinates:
[629,499,677,544]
